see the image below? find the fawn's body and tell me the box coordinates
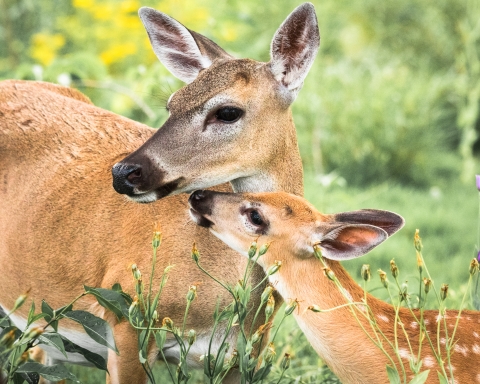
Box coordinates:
[188,190,479,384]
[0,3,319,383]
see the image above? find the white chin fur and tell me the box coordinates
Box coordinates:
[126,191,159,204]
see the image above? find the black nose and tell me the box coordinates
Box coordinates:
[112,163,143,195]
[189,190,206,202]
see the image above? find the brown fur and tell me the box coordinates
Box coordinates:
[0,80,303,383]
[191,191,480,384]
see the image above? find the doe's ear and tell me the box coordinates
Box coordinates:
[334,209,405,236]
[139,7,232,84]
[318,224,388,261]
[270,3,320,102]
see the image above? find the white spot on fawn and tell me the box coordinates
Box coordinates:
[472,344,480,354]
[398,348,410,359]
[454,344,468,356]
[423,355,434,368]
[377,314,389,323]
[474,331,480,339]
[476,373,480,383]
[410,321,418,329]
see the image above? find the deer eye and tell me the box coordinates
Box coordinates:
[249,210,264,226]
[215,107,243,123]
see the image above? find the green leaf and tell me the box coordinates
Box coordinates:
[409,370,430,384]
[154,330,166,351]
[252,364,272,382]
[11,372,25,384]
[61,336,108,372]
[27,302,35,326]
[63,310,118,354]
[437,371,449,384]
[213,344,229,377]
[16,362,78,382]
[41,301,54,322]
[20,371,40,384]
[54,303,73,318]
[84,285,130,320]
[38,333,67,358]
[29,313,47,325]
[386,365,401,384]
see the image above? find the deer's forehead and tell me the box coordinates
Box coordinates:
[169,59,265,113]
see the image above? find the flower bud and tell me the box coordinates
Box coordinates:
[378,269,389,288]
[13,290,30,311]
[191,243,200,263]
[308,305,321,313]
[152,223,162,248]
[414,229,423,252]
[152,310,158,322]
[128,299,138,317]
[229,349,238,366]
[264,342,276,364]
[361,264,371,282]
[284,299,298,316]
[261,286,274,304]
[470,258,479,276]
[281,353,291,371]
[18,351,29,364]
[27,327,44,339]
[258,242,271,256]
[423,278,432,294]
[186,285,197,302]
[266,261,282,276]
[313,243,323,260]
[131,264,141,281]
[248,241,258,259]
[0,329,16,348]
[251,323,269,345]
[440,283,449,301]
[322,267,335,281]
[135,278,143,295]
[390,259,399,278]
[162,317,174,331]
[188,329,196,345]
[265,294,275,321]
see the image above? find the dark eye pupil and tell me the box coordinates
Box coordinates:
[216,107,242,122]
[250,210,263,226]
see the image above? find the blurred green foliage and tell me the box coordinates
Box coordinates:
[1,0,479,187]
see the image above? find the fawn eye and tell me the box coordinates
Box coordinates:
[215,107,243,123]
[249,210,264,226]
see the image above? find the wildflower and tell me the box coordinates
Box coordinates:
[248,240,258,259]
[470,258,479,276]
[191,243,200,263]
[281,353,291,370]
[188,329,196,345]
[266,261,282,276]
[186,285,197,302]
[476,175,480,191]
[261,286,274,304]
[313,243,323,260]
[423,278,432,294]
[322,267,335,281]
[378,269,389,288]
[18,351,29,364]
[390,259,399,278]
[135,278,143,295]
[128,299,138,317]
[228,350,238,366]
[265,294,275,321]
[27,327,44,339]
[0,329,16,348]
[258,242,271,257]
[361,264,371,282]
[162,317,174,331]
[13,289,30,310]
[152,222,162,248]
[414,229,423,252]
[131,264,141,281]
[308,305,321,313]
[151,310,158,322]
[284,299,298,316]
[264,342,276,364]
[440,284,449,301]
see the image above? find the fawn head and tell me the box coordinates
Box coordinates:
[189,190,404,266]
[112,3,320,203]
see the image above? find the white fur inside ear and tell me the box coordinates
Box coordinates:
[139,7,212,83]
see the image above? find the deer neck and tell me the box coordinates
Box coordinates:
[270,256,410,383]
[229,114,303,196]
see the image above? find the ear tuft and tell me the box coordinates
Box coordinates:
[139,7,231,84]
[270,3,320,99]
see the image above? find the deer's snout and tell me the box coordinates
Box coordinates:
[188,190,213,215]
[112,163,144,195]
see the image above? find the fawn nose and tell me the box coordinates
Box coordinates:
[188,190,213,215]
[190,190,206,201]
[112,163,143,195]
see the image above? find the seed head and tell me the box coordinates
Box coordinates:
[191,243,200,263]
[186,285,197,302]
[440,284,449,301]
[188,329,196,345]
[313,243,323,260]
[308,305,321,313]
[265,294,275,321]
[390,259,399,278]
[284,299,298,316]
[470,258,479,276]
[281,353,291,371]
[378,269,389,288]
[266,260,282,276]
[264,342,276,364]
[261,286,274,304]
[361,264,371,282]
[248,241,258,259]
[258,242,271,256]
[423,278,432,294]
[162,317,174,331]
[323,267,335,281]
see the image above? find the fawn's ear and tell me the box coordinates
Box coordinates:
[312,210,404,261]
[139,7,232,84]
[270,3,320,103]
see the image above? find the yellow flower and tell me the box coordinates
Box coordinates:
[30,33,65,65]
